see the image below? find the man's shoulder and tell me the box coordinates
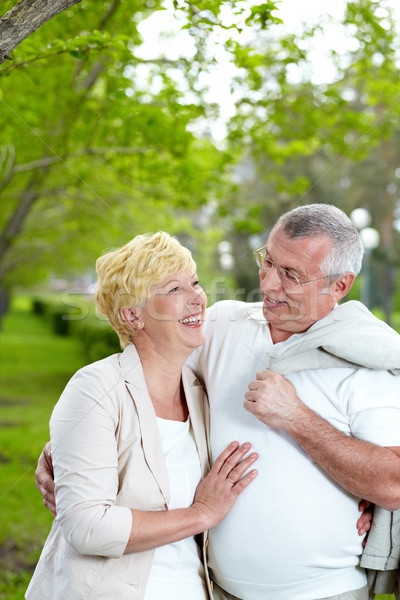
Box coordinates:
[188,300,265,376]
[205,299,264,326]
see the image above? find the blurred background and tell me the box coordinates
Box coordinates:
[0,0,399,597]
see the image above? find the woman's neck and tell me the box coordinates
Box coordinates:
[135,343,189,421]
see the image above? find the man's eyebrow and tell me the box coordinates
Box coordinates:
[265,249,305,277]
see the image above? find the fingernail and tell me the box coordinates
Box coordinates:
[243,442,250,449]
[250,453,257,458]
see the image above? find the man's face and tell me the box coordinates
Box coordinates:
[259,225,349,343]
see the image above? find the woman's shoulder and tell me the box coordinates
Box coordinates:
[71,352,123,384]
[57,353,126,413]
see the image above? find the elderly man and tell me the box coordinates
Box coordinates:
[186,204,400,600]
[36,204,400,600]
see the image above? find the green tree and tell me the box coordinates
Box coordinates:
[221,0,400,318]
[0,0,239,299]
[3,0,399,319]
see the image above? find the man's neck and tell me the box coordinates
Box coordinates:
[269,327,294,345]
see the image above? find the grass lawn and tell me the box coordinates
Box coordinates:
[0,296,85,599]
[0,297,397,599]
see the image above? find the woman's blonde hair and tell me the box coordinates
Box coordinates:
[95,232,196,348]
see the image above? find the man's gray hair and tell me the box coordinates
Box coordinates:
[277,203,364,277]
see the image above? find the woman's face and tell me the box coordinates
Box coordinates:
[138,270,207,357]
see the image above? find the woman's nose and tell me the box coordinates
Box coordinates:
[187,287,204,305]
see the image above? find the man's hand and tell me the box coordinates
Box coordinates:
[357,499,373,546]
[245,371,400,511]
[244,369,306,430]
[35,441,56,517]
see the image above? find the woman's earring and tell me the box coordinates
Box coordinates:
[136,321,144,329]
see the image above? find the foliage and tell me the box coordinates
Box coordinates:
[79,315,121,363]
[214,0,400,315]
[1,0,400,316]
[0,0,248,289]
[224,0,400,209]
[28,292,120,359]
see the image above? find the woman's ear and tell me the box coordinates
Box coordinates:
[119,307,144,330]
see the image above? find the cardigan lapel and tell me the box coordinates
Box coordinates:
[119,345,171,506]
[182,365,210,477]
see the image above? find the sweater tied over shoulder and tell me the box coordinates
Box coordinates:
[267,300,400,376]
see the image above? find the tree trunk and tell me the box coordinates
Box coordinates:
[0,0,82,65]
[0,286,10,329]
[0,180,39,267]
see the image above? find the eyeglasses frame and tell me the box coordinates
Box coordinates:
[253,245,334,288]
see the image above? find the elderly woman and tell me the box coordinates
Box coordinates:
[26,232,258,600]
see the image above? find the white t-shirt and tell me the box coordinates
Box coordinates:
[144,417,207,600]
[187,300,400,600]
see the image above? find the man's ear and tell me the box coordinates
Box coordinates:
[119,307,143,330]
[332,272,355,302]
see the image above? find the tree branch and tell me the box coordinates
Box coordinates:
[72,0,123,89]
[11,147,153,173]
[0,231,76,279]
[0,144,16,192]
[0,51,188,75]
[0,143,155,266]
[0,0,82,65]
[98,0,123,31]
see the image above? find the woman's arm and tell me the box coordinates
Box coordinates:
[123,441,258,553]
[50,375,132,557]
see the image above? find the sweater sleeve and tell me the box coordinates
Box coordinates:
[50,366,132,558]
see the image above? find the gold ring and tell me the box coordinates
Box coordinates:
[226,478,235,485]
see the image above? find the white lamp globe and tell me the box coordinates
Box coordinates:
[360,227,380,250]
[350,208,371,230]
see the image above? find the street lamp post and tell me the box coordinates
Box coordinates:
[350,208,380,308]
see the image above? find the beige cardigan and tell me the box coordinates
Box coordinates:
[26,344,212,600]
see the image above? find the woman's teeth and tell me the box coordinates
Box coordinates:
[179,316,201,324]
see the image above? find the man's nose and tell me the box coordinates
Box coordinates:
[259,265,282,290]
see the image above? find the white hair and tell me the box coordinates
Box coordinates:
[277,203,364,277]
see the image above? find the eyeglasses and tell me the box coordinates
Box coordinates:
[254,246,332,290]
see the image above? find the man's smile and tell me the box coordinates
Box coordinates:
[263,295,288,308]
